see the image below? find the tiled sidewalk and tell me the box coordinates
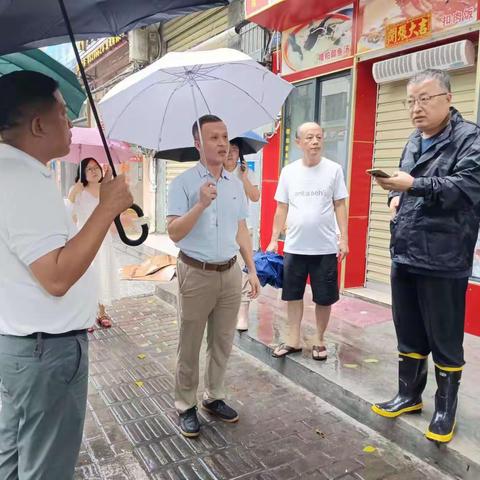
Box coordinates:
[75,294,448,480]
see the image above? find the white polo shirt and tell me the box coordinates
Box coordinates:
[0,143,97,336]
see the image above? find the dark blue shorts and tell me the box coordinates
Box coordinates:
[281,253,339,306]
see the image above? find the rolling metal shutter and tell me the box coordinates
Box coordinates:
[163,6,228,52]
[365,69,477,284]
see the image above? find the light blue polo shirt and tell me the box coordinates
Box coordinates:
[167,162,248,263]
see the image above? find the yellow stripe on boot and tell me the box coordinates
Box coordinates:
[371,402,423,418]
[425,422,456,443]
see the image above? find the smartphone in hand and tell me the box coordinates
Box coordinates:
[366,168,391,178]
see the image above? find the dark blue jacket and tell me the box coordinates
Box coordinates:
[390,108,480,273]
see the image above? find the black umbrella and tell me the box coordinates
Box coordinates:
[0,0,229,246]
[155,130,267,162]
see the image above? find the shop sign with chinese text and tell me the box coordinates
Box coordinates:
[281,4,353,75]
[358,0,477,53]
[385,13,431,48]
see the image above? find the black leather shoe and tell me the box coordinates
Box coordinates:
[202,400,239,423]
[179,406,200,437]
[372,354,428,418]
[425,366,462,443]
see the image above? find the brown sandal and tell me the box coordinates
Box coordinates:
[272,343,302,358]
[96,314,112,329]
[312,345,327,361]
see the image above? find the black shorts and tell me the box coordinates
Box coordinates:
[282,253,339,306]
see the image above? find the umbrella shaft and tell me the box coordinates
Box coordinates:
[57,0,117,177]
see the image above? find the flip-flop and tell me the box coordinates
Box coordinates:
[272,343,302,358]
[312,345,327,361]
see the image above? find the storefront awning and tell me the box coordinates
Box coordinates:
[245,0,352,31]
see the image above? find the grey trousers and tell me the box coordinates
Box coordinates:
[0,331,89,480]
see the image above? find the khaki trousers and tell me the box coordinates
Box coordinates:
[175,259,242,413]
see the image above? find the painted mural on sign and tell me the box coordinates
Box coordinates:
[281,5,353,75]
[358,0,477,53]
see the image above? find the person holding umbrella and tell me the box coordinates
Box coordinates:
[223,135,261,331]
[0,71,133,479]
[167,114,261,438]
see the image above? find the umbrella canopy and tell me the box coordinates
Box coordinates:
[99,48,293,151]
[0,49,85,120]
[154,130,267,162]
[246,251,284,289]
[58,127,136,164]
[0,0,230,55]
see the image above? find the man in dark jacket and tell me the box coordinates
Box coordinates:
[371,69,480,444]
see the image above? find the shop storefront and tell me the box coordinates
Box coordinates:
[246,0,480,336]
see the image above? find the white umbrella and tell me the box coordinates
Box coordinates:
[99,48,293,151]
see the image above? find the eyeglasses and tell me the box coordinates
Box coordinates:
[402,93,448,109]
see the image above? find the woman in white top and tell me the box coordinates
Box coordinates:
[224,139,260,331]
[68,157,121,329]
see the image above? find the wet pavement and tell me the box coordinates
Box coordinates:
[237,285,480,477]
[75,290,449,480]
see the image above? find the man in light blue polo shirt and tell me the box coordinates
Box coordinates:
[167,114,261,438]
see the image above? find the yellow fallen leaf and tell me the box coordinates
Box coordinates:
[344,363,359,369]
[134,381,144,388]
[137,354,146,360]
[363,446,377,453]
[363,358,379,364]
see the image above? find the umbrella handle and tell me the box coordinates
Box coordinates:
[114,203,149,247]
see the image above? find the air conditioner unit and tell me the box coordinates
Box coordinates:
[373,40,475,84]
[129,29,149,63]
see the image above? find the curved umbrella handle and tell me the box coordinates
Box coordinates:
[114,203,149,247]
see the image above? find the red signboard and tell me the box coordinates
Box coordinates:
[245,0,278,17]
[385,13,431,48]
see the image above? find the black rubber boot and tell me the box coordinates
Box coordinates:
[372,354,428,418]
[425,366,462,443]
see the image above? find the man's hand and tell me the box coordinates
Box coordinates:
[266,239,278,253]
[247,272,261,299]
[198,181,217,209]
[376,171,414,192]
[338,238,349,262]
[389,195,400,219]
[99,167,133,219]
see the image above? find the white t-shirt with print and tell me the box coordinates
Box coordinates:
[274,157,348,255]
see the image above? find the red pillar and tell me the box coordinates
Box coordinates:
[343,60,377,288]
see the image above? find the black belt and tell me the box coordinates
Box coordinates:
[22,329,87,339]
[179,251,237,272]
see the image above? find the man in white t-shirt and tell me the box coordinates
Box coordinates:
[267,122,349,361]
[0,71,133,480]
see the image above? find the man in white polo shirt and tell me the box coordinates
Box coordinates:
[267,122,349,361]
[0,71,133,480]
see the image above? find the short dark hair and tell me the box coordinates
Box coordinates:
[75,157,103,186]
[0,71,59,133]
[192,114,223,140]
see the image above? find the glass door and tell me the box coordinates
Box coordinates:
[281,71,351,175]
